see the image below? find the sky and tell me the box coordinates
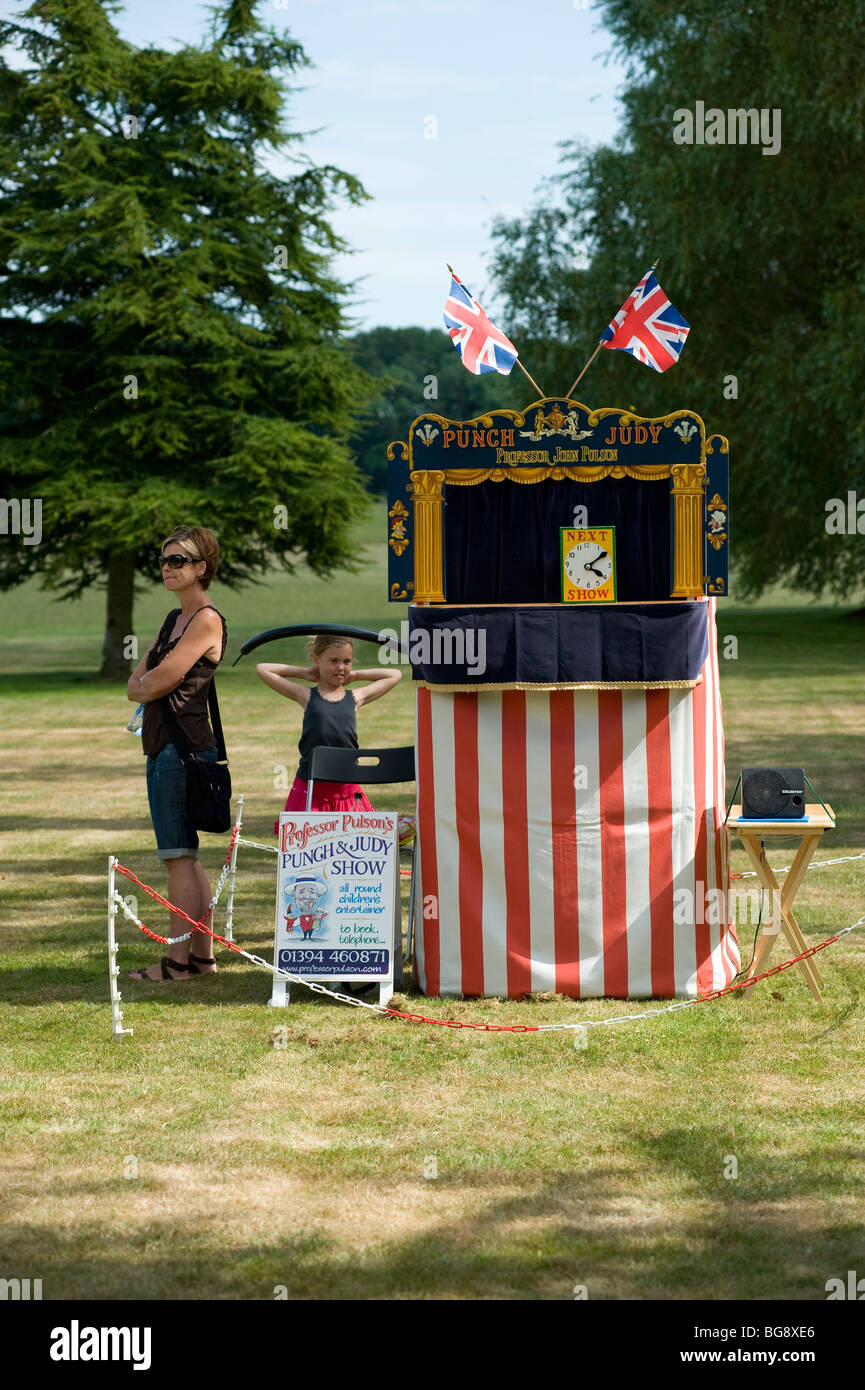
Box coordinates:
[0,0,628,330]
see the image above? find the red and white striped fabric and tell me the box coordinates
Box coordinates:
[414,599,739,998]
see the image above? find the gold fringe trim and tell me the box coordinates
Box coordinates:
[414,676,704,692]
[442,464,672,485]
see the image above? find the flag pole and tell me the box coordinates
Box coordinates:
[447,263,545,399]
[564,345,600,400]
[564,258,661,400]
[515,359,544,398]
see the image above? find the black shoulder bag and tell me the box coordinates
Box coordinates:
[161,684,232,833]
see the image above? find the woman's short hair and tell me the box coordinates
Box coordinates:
[162,525,220,590]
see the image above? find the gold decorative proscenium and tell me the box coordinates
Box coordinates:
[402,401,723,604]
[411,469,445,602]
[670,463,708,598]
[387,498,411,557]
[706,492,728,551]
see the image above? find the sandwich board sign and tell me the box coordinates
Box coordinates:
[270,810,399,1007]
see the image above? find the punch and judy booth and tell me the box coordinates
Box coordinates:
[388,398,739,998]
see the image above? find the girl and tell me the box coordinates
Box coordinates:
[257,636,401,825]
[127,525,227,982]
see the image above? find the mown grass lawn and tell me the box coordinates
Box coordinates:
[2,504,864,1300]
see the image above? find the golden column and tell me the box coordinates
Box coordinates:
[411,470,446,602]
[670,463,706,598]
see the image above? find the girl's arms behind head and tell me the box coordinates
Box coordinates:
[351,667,402,709]
[256,662,315,707]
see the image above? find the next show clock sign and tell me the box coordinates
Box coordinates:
[561,527,617,603]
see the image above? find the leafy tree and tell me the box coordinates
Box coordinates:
[346,326,525,493]
[489,0,865,598]
[0,0,375,675]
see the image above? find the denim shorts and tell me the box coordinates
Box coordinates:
[146,742,218,862]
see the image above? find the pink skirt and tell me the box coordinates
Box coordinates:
[274,777,374,834]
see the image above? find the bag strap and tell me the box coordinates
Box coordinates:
[161,681,227,763]
[207,682,227,762]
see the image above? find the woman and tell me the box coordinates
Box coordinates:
[127,525,226,982]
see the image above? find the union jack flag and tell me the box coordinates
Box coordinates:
[600,269,690,372]
[443,271,518,376]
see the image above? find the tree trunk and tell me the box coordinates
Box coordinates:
[99,551,136,679]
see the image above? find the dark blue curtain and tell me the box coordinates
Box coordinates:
[443,475,672,603]
[408,603,708,686]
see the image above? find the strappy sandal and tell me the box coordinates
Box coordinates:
[129,955,192,981]
[187,953,217,974]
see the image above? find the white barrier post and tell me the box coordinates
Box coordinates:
[224,794,244,943]
[379,841,399,1006]
[107,856,133,1040]
[269,814,288,1007]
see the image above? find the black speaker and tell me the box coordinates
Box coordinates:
[741,767,806,819]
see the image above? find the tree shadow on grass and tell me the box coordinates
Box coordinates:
[0,671,113,695]
[1,818,154,834]
[0,955,274,1008]
[2,1162,863,1300]
[0,953,417,1010]
[3,764,145,785]
[622,1125,865,1202]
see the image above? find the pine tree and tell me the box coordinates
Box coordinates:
[0,0,375,675]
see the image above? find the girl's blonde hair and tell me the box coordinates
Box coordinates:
[306,634,355,660]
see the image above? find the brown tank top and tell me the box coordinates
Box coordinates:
[141,606,227,757]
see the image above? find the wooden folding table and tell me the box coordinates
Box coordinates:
[728,804,835,1001]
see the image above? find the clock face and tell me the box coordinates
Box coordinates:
[564,541,613,590]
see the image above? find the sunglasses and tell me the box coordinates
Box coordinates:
[158,551,198,570]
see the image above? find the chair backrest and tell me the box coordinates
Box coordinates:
[307,744,415,786]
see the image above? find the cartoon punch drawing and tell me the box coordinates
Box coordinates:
[284,877,328,940]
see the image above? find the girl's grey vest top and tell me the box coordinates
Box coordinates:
[297,687,358,780]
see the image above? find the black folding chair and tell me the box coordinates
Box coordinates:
[305,745,415,805]
[306,745,416,987]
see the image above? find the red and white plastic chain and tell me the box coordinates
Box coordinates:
[113,825,238,947]
[111,851,865,1034]
[236,836,278,855]
[730,851,865,881]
